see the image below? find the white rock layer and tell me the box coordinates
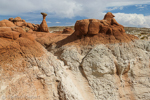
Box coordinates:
[0,40,150,100]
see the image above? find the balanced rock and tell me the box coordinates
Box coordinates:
[40,12,49,32]
[0,19,16,27]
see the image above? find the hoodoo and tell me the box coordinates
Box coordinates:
[40,12,49,32]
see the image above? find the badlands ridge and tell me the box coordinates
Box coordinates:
[0,12,150,100]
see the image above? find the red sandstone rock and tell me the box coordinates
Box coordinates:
[8,17,27,27]
[27,23,34,30]
[74,12,126,37]
[14,22,25,27]
[88,19,100,35]
[14,17,22,21]
[34,24,40,31]
[0,26,24,40]
[62,27,74,34]
[0,19,16,27]
[11,27,25,33]
[40,12,49,32]
[0,27,12,32]
[8,18,14,22]
[0,31,21,40]
[28,29,34,32]
[8,17,41,32]
[74,19,89,36]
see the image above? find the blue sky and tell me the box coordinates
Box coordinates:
[1,0,150,27]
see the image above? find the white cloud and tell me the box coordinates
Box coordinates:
[56,22,61,24]
[107,7,124,11]
[0,0,150,27]
[0,0,150,18]
[114,13,150,27]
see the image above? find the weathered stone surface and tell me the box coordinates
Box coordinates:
[74,19,89,36]
[74,12,126,39]
[0,19,16,27]
[52,40,150,100]
[0,26,26,40]
[62,27,74,34]
[0,33,150,100]
[8,17,40,32]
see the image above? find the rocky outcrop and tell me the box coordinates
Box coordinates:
[10,17,26,27]
[40,12,49,32]
[74,12,133,44]
[0,26,26,40]
[6,13,49,33]
[8,17,40,32]
[0,19,16,27]
[62,27,74,34]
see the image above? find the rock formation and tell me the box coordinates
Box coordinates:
[6,13,49,33]
[9,17,26,27]
[8,17,40,32]
[40,12,49,32]
[71,12,138,45]
[0,12,150,100]
[62,27,74,34]
[74,12,125,36]
[0,19,16,27]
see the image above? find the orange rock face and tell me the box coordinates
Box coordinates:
[27,23,34,30]
[74,12,126,37]
[74,19,89,36]
[72,12,137,44]
[8,17,40,32]
[0,27,26,40]
[49,12,137,46]
[40,12,49,32]
[0,31,21,40]
[0,19,16,27]
[88,19,100,35]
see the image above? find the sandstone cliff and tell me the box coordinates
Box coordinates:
[0,12,150,100]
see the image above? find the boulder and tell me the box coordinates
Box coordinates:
[40,12,49,32]
[27,23,34,30]
[62,27,74,34]
[0,19,16,27]
[88,19,100,35]
[8,18,14,22]
[74,19,89,36]
[13,17,22,21]
[34,24,40,31]
[13,17,26,27]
